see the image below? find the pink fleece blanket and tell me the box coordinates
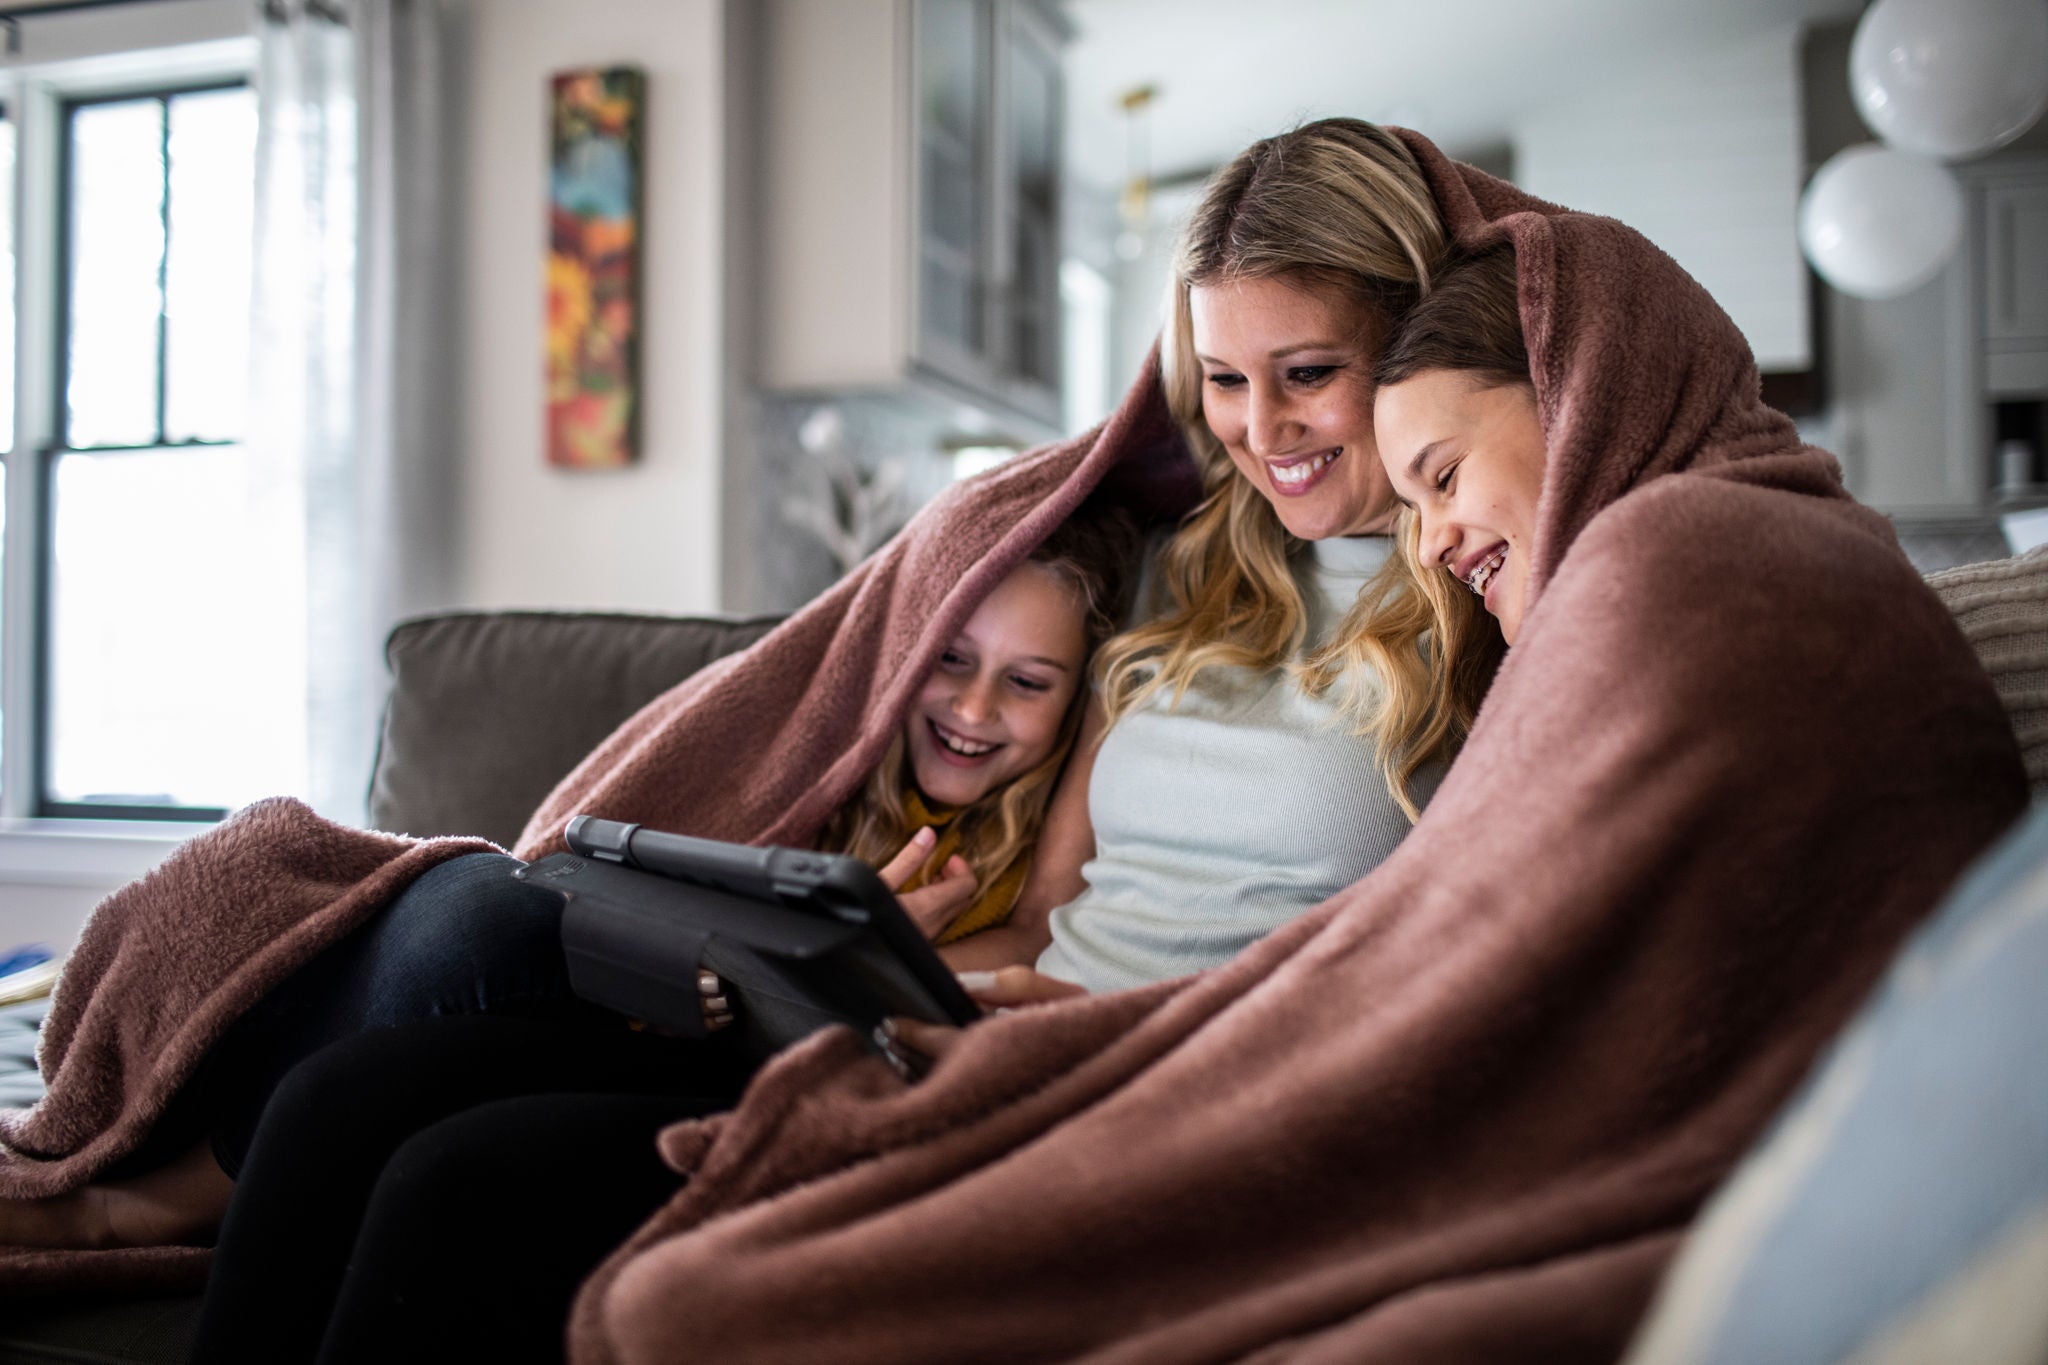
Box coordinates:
[554,133,2027,1362]
[0,346,1195,1293]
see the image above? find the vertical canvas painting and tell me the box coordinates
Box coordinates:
[548,67,644,469]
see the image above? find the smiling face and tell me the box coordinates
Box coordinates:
[1375,369,1549,645]
[906,562,1089,809]
[1189,275,1399,540]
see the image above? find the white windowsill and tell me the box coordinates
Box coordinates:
[0,817,208,888]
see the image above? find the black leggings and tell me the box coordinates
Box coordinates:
[114,851,591,1183]
[190,1014,749,1365]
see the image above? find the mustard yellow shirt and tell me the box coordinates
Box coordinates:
[897,791,1030,945]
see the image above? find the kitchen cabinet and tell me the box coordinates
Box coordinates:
[760,0,1067,433]
[1981,172,2048,396]
[1830,154,2048,518]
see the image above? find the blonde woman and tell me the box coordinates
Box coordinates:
[942,117,1502,1003]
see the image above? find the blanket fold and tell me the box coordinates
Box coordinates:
[0,349,1197,1293]
[1,798,497,1290]
[556,132,2026,1363]
[0,128,2026,1363]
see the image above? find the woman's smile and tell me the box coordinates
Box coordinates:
[1188,276,1399,540]
[1266,447,1343,494]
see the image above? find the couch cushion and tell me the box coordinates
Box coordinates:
[368,611,781,847]
[1928,546,2048,790]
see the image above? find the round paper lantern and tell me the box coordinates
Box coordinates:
[1851,0,2048,160]
[1799,145,1964,299]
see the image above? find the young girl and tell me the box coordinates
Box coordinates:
[0,510,1136,1259]
[828,509,1135,948]
[679,512,1134,1033]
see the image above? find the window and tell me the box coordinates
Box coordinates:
[0,40,298,823]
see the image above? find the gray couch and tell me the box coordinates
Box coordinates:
[1,547,2043,1364]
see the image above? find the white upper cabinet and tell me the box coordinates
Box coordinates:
[760,0,1066,431]
[1982,173,2048,396]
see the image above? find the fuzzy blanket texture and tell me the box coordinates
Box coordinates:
[0,335,1196,1294]
[559,133,2027,1362]
[0,127,2025,1362]
[0,807,498,1290]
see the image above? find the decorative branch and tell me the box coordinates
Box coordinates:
[779,406,914,576]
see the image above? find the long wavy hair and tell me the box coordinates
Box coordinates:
[825,509,1139,893]
[1094,118,1503,817]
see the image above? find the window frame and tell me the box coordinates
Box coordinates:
[0,33,255,827]
[35,77,251,822]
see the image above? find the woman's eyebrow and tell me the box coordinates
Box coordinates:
[1195,342,1349,366]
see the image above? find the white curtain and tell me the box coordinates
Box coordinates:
[251,0,455,824]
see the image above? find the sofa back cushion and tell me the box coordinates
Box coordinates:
[369,611,781,846]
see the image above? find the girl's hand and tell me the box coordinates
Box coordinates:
[878,827,978,941]
[698,968,734,1033]
[884,967,1088,1067]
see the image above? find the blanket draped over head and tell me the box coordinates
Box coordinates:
[0,334,1196,1292]
[0,129,2025,1362]
[555,133,2025,1362]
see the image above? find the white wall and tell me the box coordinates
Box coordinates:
[456,0,728,614]
[1515,29,1810,373]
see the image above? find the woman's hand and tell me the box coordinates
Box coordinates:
[877,827,978,941]
[885,967,1088,1067]
[957,966,1088,1009]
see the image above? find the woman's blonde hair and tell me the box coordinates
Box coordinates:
[1095,118,1503,816]
[825,509,1140,892]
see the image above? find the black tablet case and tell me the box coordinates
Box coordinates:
[517,817,979,1063]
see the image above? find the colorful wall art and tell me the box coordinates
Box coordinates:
[547,67,644,468]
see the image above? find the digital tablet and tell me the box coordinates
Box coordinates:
[515,815,982,1066]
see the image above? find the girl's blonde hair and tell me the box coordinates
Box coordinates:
[825,509,1139,892]
[1095,118,1503,816]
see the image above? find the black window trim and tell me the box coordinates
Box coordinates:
[36,74,250,822]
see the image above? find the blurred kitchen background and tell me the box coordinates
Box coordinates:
[0,0,2042,941]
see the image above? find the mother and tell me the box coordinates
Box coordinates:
[956,117,1501,995]
[557,132,2024,1363]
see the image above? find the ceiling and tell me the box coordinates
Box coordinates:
[1061,0,1866,191]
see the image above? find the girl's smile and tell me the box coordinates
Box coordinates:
[1374,369,1548,645]
[907,563,1088,808]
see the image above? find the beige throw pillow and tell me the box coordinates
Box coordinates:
[1927,546,2048,792]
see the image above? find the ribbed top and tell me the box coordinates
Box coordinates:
[1037,535,1438,993]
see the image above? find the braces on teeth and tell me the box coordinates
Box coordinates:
[1466,548,1505,596]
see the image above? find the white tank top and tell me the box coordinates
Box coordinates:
[1036,535,1438,993]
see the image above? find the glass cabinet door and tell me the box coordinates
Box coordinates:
[1001,2,1061,393]
[916,0,986,369]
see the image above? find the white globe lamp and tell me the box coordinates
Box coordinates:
[1851,0,2048,160]
[1799,144,1965,299]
